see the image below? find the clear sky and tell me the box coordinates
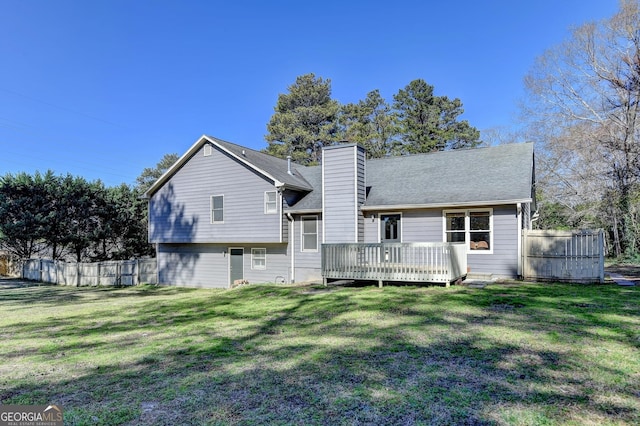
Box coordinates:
[0,0,619,187]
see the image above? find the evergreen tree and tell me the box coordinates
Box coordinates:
[0,171,52,259]
[265,73,341,165]
[135,153,179,194]
[392,79,481,154]
[341,90,398,158]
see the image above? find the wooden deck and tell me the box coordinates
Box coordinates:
[321,242,467,287]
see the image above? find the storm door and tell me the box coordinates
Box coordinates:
[380,214,401,243]
[380,214,401,263]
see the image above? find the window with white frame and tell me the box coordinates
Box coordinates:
[264,191,277,214]
[251,248,266,270]
[301,215,318,252]
[444,209,492,251]
[203,144,212,156]
[211,195,224,223]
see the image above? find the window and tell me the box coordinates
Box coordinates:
[301,216,318,251]
[211,195,224,223]
[444,209,492,252]
[204,144,212,156]
[251,248,266,270]
[264,191,277,214]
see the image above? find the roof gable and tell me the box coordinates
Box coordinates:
[144,135,313,198]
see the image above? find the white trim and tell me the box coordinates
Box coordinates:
[284,208,322,214]
[264,190,278,214]
[228,247,244,287]
[353,145,359,243]
[287,214,295,282]
[278,191,283,243]
[443,208,493,254]
[321,152,326,244]
[517,203,522,277]
[251,248,267,270]
[301,215,319,252]
[210,194,224,224]
[361,199,532,211]
[378,212,403,243]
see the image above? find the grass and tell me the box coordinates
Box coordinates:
[0,279,639,425]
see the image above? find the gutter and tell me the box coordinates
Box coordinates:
[360,198,534,212]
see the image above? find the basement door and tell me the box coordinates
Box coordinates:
[229,248,244,285]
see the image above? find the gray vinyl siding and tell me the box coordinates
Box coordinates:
[364,213,378,242]
[467,206,519,277]
[363,210,441,243]
[158,244,228,288]
[157,243,290,288]
[401,210,442,242]
[357,148,366,242]
[362,205,520,277]
[149,143,282,244]
[245,244,289,283]
[322,145,365,243]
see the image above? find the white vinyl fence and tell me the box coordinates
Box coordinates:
[522,230,604,283]
[21,259,157,286]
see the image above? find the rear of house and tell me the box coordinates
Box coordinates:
[145,136,536,288]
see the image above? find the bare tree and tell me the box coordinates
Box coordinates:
[523,0,640,256]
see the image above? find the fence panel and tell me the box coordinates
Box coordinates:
[119,260,136,286]
[522,230,604,283]
[22,259,42,281]
[78,263,99,286]
[137,259,158,284]
[21,259,157,286]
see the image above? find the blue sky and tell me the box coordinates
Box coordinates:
[0,0,619,187]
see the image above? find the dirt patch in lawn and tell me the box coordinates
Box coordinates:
[606,264,640,285]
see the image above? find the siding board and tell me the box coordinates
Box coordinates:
[323,146,365,244]
[158,243,290,287]
[149,144,283,244]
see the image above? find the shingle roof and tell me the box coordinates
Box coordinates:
[287,166,322,212]
[364,142,535,208]
[146,134,534,210]
[285,142,534,212]
[209,136,313,191]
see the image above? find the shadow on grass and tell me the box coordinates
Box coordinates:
[1,282,639,425]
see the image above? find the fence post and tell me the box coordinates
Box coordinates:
[135,259,139,286]
[598,230,605,283]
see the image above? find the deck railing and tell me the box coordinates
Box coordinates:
[321,242,467,286]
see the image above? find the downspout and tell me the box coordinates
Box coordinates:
[287,213,295,283]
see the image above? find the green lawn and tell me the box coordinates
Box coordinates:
[0,279,639,425]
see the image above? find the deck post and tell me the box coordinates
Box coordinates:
[323,277,327,287]
[378,279,383,288]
